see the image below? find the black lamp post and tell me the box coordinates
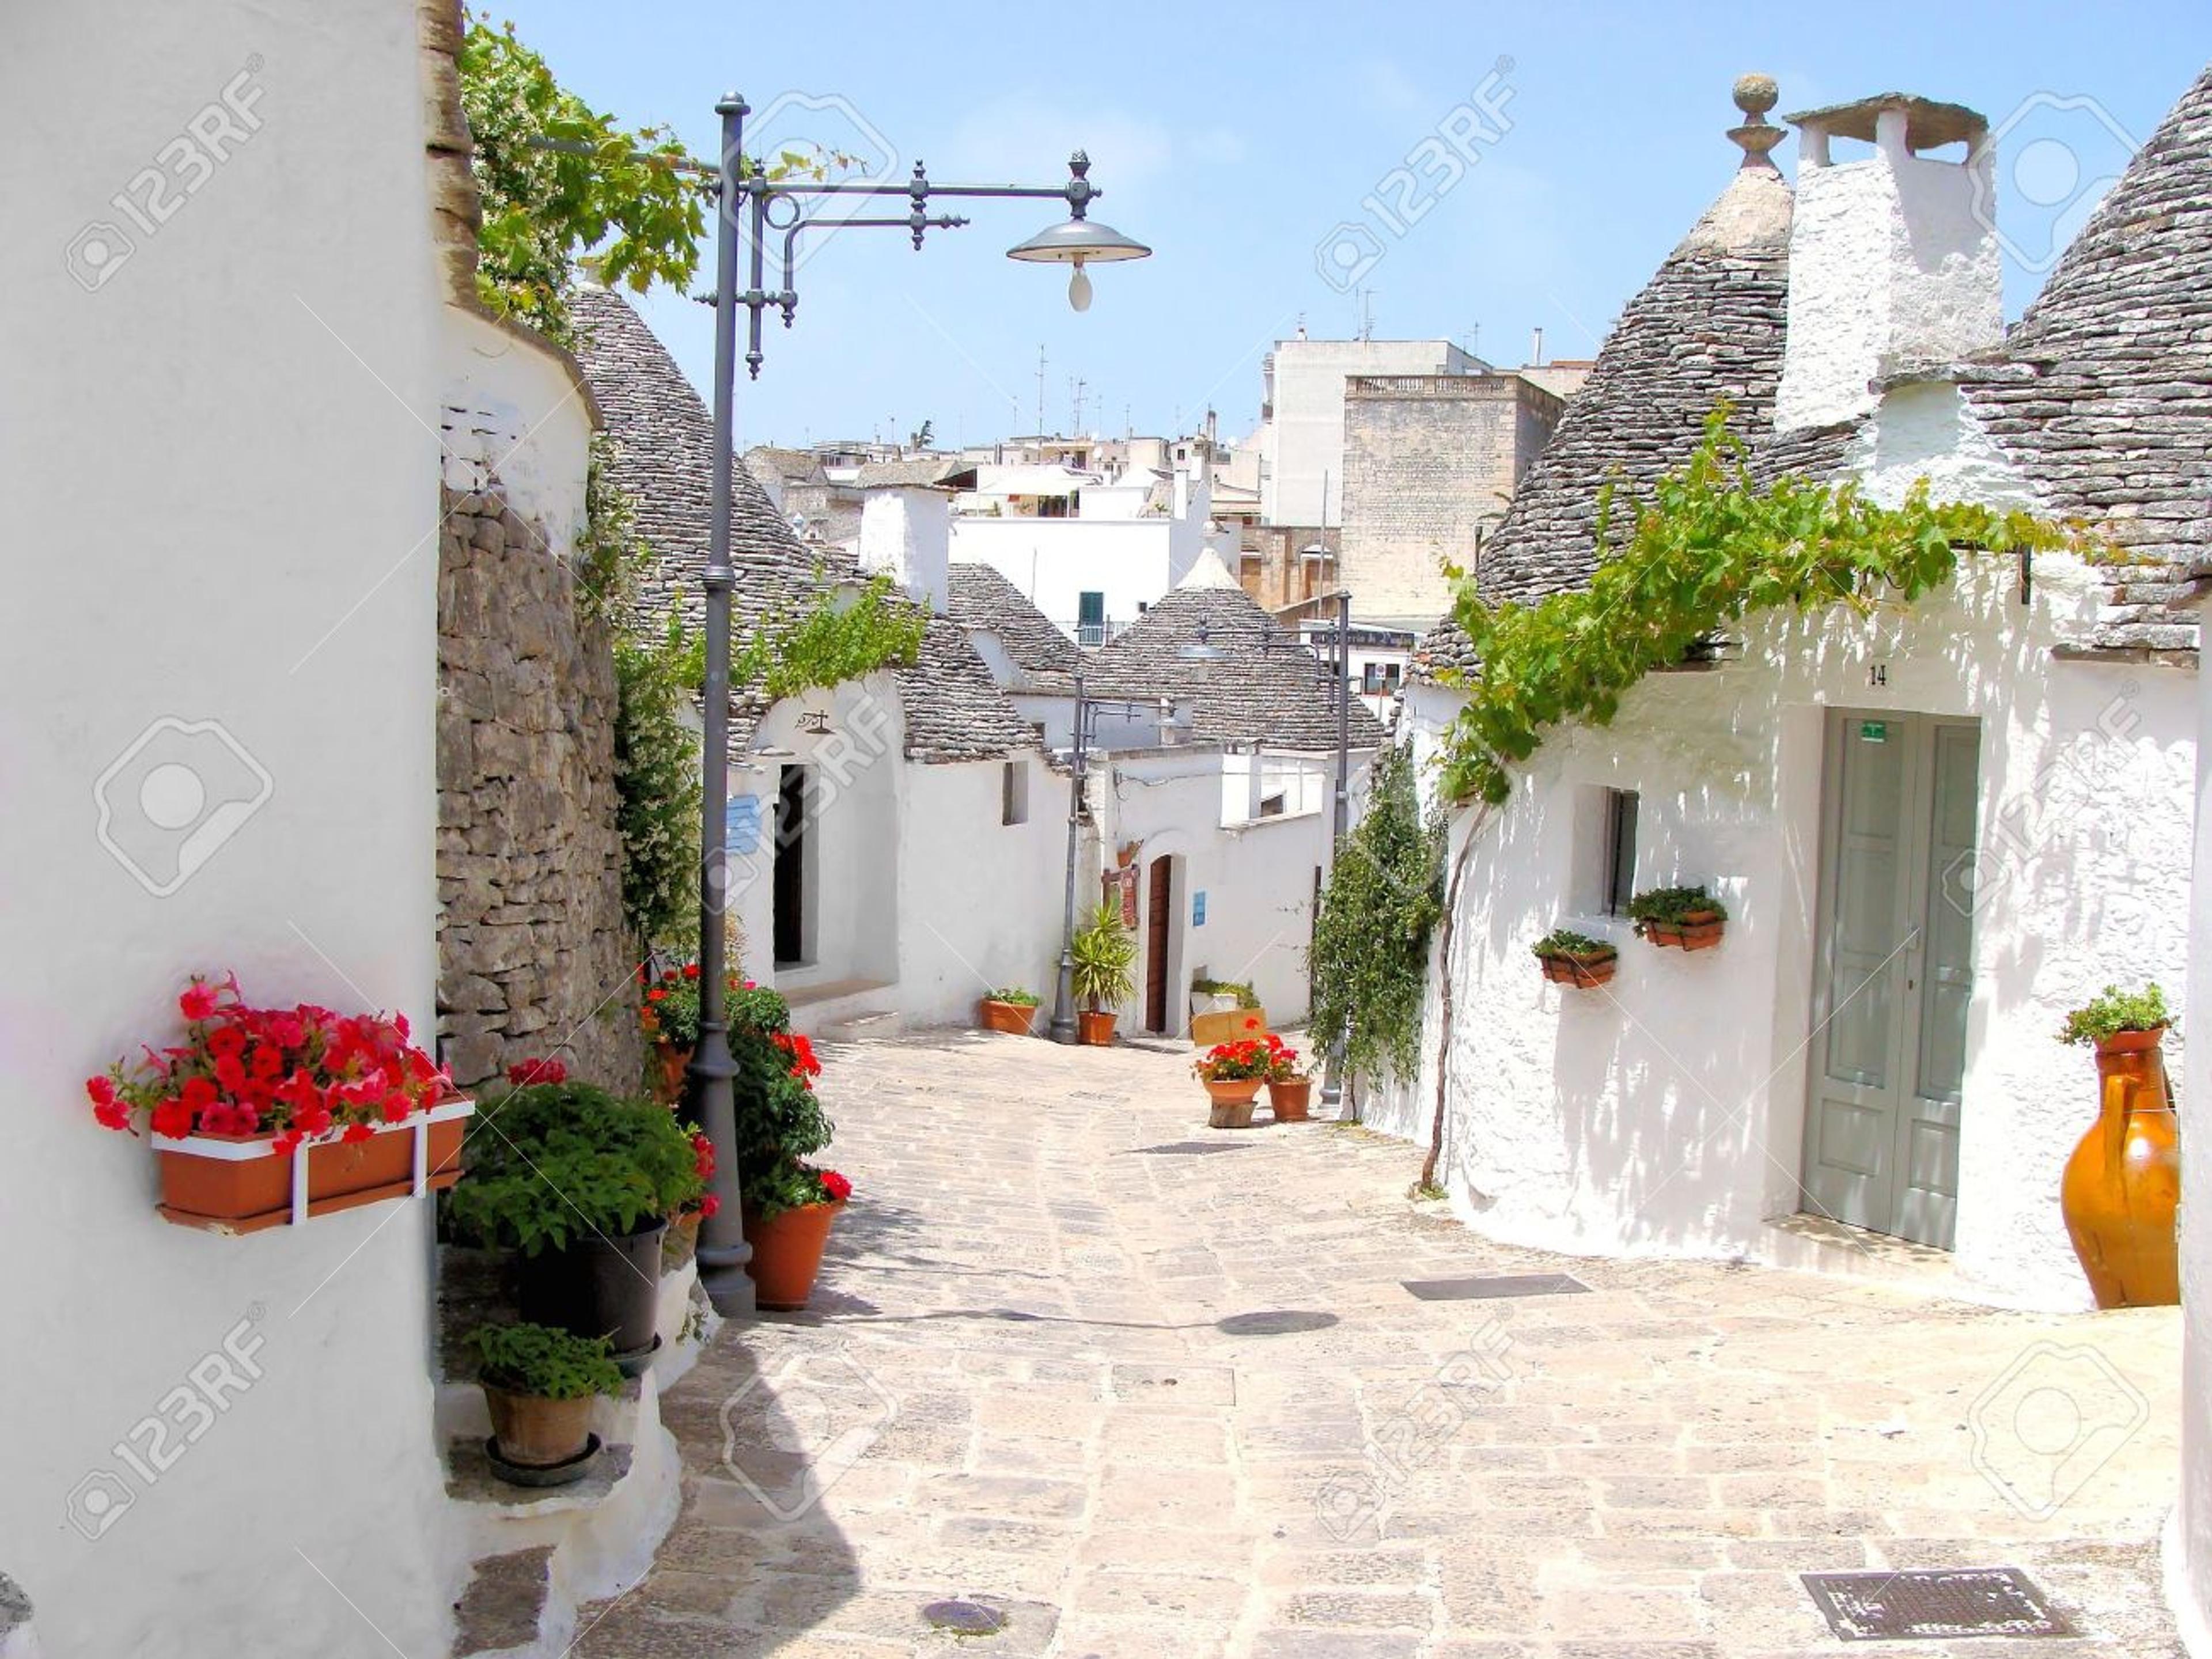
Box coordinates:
[684,96,1150,1315]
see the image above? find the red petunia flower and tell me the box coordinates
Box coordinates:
[506,1058,568,1086]
[340,1123,375,1144]
[180,982,221,1022]
[150,1098,195,1139]
[698,1192,721,1219]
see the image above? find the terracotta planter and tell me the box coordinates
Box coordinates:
[663,1209,702,1272]
[1202,1077,1262,1129]
[979,999,1039,1036]
[483,1384,596,1469]
[2061,1028,2180,1309]
[1539,952,1617,987]
[653,1040,693,1105]
[743,1199,844,1311]
[1643,912,1724,952]
[1077,1010,1118,1046]
[1268,1078,1313,1122]
[154,1099,474,1233]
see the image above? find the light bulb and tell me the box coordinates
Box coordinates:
[1068,261,1093,312]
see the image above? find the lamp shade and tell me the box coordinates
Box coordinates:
[1005,218,1153,265]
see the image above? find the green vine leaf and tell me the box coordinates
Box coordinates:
[1435,407,2082,807]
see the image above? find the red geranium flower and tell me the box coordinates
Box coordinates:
[698,1192,721,1219]
[683,963,700,980]
[819,1169,853,1203]
[506,1058,568,1086]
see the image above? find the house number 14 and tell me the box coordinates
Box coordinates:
[1868,663,1889,688]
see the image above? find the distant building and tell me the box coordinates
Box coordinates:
[1337,370,1566,624]
[1258,336,1488,528]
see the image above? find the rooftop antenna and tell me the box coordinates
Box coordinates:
[1035,344,1047,435]
[1357,288,1374,342]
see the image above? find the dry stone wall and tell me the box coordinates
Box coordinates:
[437,484,642,1091]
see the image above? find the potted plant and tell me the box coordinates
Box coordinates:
[662,1126,720,1273]
[446,1081,704,1372]
[638,961,756,1104]
[469,1320,623,1486]
[978,986,1041,1036]
[1188,974,1256,1018]
[86,974,471,1232]
[1628,885,1728,951]
[727,986,850,1310]
[1194,1028,1274,1129]
[1532,929,1619,988]
[1071,902,1138,1045]
[1264,1035,1312,1123]
[2056,984,2179,1309]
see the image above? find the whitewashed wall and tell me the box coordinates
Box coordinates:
[897,752,1067,1022]
[1,2,457,1654]
[2175,599,2212,1655]
[950,517,1179,635]
[1098,749,1369,1027]
[726,678,904,994]
[440,306,592,555]
[1385,549,2192,1311]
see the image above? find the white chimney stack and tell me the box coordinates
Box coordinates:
[858,486,950,615]
[1775,93,2003,432]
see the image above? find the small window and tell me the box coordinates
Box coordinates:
[1603,789,1639,915]
[1077,590,1106,647]
[1002,760,1029,826]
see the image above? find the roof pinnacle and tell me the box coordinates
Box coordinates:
[1729,74,1785,171]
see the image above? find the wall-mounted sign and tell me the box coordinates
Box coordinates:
[726,795,761,853]
[1102,866,1139,928]
[797,710,832,734]
[1868,663,1888,688]
[1192,890,1207,927]
[1859,721,1888,744]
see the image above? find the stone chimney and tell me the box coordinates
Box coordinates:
[1774,93,2002,432]
[858,486,949,615]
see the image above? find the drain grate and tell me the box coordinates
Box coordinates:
[922,1599,1005,1635]
[1402,1272,1589,1301]
[1801,1568,2069,1642]
[1129,1141,1255,1155]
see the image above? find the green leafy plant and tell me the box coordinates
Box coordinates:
[986,987,1040,1007]
[449,1082,706,1253]
[2059,983,2172,1047]
[1435,409,2078,806]
[679,571,930,702]
[1626,885,1727,937]
[469,1321,624,1400]
[1189,975,1260,1009]
[457,16,707,344]
[725,994,841,1219]
[1309,743,1447,1082]
[1532,929,1615,961]
[1070,903,1138,1012]
[615,620,703,949]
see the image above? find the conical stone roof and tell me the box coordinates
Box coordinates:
[1420,106,1796,675]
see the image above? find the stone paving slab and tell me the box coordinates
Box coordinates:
[573,1031,2184,1657]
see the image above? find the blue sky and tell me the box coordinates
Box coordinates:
[494,2,2203,452]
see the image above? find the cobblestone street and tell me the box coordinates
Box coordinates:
[579,1032,2183,1658]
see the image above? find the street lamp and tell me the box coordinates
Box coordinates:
[684,94,1151,1315]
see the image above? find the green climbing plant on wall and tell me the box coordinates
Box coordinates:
[1308,742,1446,1086]
[680,573,930,702]
[1434,410,2078,808]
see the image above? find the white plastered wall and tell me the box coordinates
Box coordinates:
[1,2,459,1653]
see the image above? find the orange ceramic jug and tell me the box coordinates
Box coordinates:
[2060,1029,2180,1309]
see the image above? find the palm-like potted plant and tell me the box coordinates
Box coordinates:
[469,1320,624,1486]
[446,1081,704,1372]
[978,986,1041,1036]
[2056,983,2179,1309]
[1532,928,1618,987]
[1628,885,1727,950]
[1071,901,1138,1045]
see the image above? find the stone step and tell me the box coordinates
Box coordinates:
[449,1547,552,1659]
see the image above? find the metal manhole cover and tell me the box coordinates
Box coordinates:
[1801,1568,2069,1641]
[1130,1141,1254,1155]
[1402,1273,1589,1301]
[922,1599,1006,1634]
[1216,1309,1340,1336]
